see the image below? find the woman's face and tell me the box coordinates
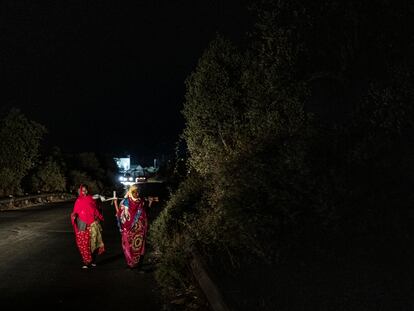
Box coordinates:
[131,189,139,199]
[81,187,88,195]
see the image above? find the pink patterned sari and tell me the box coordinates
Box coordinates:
[117,196,148,268]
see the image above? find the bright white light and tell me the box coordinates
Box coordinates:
[114,157,131,171]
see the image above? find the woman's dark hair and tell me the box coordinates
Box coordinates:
[78,184,89,196]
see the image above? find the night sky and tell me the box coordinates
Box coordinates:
[1,1,250,161]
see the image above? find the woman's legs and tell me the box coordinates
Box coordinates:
[75,230,92,266]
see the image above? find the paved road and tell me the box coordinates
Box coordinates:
[0,201,164,310]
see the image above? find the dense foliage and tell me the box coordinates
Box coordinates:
[0,109,118,197]
[0,109,46,196]
[150,0,414,305]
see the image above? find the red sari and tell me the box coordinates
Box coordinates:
[71,185,104,265]
[117,196,148,268]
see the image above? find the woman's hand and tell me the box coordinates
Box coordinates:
[148,196,159,207]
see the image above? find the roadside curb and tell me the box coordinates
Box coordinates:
[0,193,75,211]
[190,250,232,311]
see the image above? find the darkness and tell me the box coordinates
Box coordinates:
[1,1,251,159]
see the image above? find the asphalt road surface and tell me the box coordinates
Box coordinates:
[0,200,164,310]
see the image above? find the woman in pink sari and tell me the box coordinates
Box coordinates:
[71,184,105,269]
[114,184,156,269]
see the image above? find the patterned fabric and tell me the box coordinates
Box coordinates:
[90,221,105,255]
[117,196,148,268]
[71,184,105,265]
[121,215,147,267]
[74,229,92,265]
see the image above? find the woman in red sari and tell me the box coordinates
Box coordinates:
[71,184,105,269]
[114,184,156,269]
